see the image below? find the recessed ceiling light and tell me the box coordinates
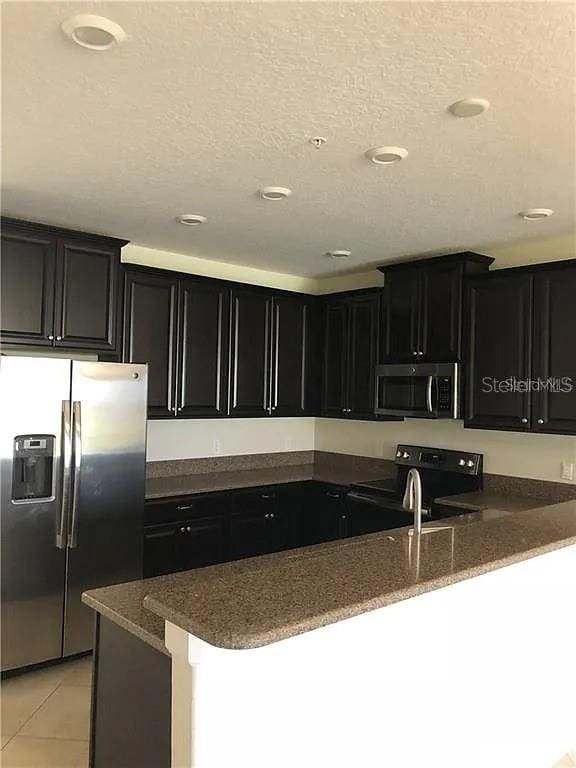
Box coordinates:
[176,214,207,226]
[365,146,408,165]
[325,250,352,260]
[519,208,554,221]
[61,14,126,51]
[448,98,491,118]
[259,186,292,201]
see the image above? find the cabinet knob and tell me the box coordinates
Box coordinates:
[56,336,62,341]
[341,514,347,520]
[537,418,544,425]
[413,351,418,356]
[521,418,528,424]
[48,335,54,341]
[186,526,191,532]
[270,512,275,519]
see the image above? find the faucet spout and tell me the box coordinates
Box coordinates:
[402,468,423,534]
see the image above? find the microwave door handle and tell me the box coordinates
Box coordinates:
[426,376,434,415]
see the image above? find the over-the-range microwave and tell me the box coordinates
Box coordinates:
[374,362,460,419]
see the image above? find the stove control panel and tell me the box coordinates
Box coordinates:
[395,445,483,476]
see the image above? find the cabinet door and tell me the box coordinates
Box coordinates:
[321,301,348,416]
[0,227,56,345]
[465,273,533,431]
[532,267,576,435]
[123,271,178,418]
[229,489,292,560]
[347,294,380,417]
[55,239,119,351]
[177,280,229,418]
[420,262,462,361]
[228,288,271,417]
[295,485,345,546]
[381,269,420,361]
[143,525,182,578]
[180,516,227,569]
[270,296,312,416]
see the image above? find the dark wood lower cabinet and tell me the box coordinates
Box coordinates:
[142,481,420,579]
[229,488,294,560]
[90,615,171,768]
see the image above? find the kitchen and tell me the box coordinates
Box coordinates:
[1,2,576,767]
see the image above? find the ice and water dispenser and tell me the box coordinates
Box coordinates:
[11,435,55,501]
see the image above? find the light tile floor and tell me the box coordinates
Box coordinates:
[1,656,92,768]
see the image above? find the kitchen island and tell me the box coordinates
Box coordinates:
[84,500,576,768]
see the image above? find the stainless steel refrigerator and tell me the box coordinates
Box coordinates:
[0,357,147,671]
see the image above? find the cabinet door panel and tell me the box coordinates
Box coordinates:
[123,271,178,417]
[321,302,348,416]
[0,229,56,345]
[465,274,533,430]
[532,267,576,434]
[228,288,271,417]
[420,263,462,361]
[55,240,118,351]
[382,269,420,361]
[270,296,311,416]
[347,294,380,417]
[178,280,229,417]
[180,516,226,569]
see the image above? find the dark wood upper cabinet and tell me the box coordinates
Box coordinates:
[0,227,56,346]
[321,291,384,419]
[381,269,420,361]
[321,301,349,416]
[465,272,534,431]
[532,265,576,435]
[123,270,178,418]
[228,287,271,417]
[177,280,229,418]
[270,295,317,417]
[420,262,462,361]
[380,252,493,363]
[347,293,381,417]
[55,239,118,350]
[1,218,125,352]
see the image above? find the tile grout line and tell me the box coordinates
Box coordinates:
[1,659,93,753]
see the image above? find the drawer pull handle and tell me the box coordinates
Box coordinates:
[177,504,195,511]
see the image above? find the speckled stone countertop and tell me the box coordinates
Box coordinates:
[145,462,394,499]
[84,500,576,653]
[435,490,555,513]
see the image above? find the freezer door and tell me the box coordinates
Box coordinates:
[0,356,71,671]
[63,362,147,656]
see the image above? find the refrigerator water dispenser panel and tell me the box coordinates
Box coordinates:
[12,435,55,501]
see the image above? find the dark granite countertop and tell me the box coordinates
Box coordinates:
[145,463,394,499]
[83,500,576,653]
[435,490,557,513]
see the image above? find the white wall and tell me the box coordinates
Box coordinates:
[315,418,576,483]
[146,418,316,462]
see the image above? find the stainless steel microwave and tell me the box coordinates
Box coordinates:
[374,362,460,419]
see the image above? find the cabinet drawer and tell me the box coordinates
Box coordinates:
[145,494,230,525]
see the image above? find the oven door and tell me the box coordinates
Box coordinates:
[374,363,459,419]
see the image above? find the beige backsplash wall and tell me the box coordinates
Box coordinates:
[315,419,576,484]
[146,418,316,462]
[146,416,576,484]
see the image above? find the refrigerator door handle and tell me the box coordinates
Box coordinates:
[57,400,72,549]
[68,401,82,549]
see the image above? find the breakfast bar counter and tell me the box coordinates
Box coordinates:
[83,500,576,768]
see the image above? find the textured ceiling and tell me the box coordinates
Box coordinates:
[2,1,575,277]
